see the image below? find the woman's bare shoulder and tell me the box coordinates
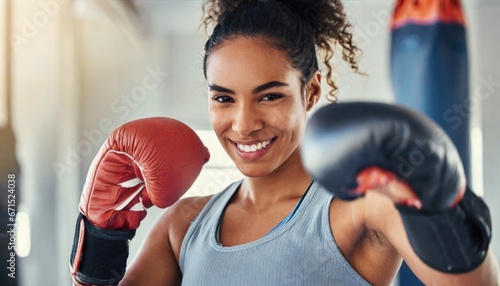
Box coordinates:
[166,195,214,231]
[165,195,214,258]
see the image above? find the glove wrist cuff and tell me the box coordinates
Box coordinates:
[397,187,491,273]
[70,213,136,285]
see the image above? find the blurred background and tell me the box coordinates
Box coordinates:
[0,0,499,285]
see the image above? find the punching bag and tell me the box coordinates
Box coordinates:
[390,1,470,285]
[391,0,470,179]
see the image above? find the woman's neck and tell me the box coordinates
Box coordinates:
[237,148,313,206]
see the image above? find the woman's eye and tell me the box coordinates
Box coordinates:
[212,95,234,103]
[261,93,284,101]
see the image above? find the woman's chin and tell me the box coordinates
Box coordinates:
[235,164,271,178]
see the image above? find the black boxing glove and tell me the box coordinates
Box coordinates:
[301,101,491,273]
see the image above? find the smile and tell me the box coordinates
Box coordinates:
[236,139,272,153]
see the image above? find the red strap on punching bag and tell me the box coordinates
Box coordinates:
[392,0,465,28]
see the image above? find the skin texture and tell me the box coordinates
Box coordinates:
[120,37,499,286]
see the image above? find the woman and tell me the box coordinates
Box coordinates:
[118,0,499,285]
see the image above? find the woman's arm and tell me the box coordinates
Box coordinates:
[363,189,500,286]
[120,196,212,286]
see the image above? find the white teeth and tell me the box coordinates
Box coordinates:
[237,139,272,153]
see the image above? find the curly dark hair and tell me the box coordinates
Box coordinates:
[201,0,361,101]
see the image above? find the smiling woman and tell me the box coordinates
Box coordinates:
[120,0,395,285]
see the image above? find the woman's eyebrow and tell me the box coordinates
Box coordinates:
[208,84,235,94]
[208,81,289,95]
[253,81,288,94]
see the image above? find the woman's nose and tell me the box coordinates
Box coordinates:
[232,103,264,136]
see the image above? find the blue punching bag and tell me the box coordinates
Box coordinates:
[390,1,471,285]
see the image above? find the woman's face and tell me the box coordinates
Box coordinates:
[206,37,320,177]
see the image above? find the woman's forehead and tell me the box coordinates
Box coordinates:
[206,37,300,85]
[209,37,288,64]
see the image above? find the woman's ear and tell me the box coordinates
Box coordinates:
[305,72,322,111]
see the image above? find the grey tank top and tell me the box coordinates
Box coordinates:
[179,180,371,286]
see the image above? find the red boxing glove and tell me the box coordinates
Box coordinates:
[79,117,210,230]
[71,117,209,285]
